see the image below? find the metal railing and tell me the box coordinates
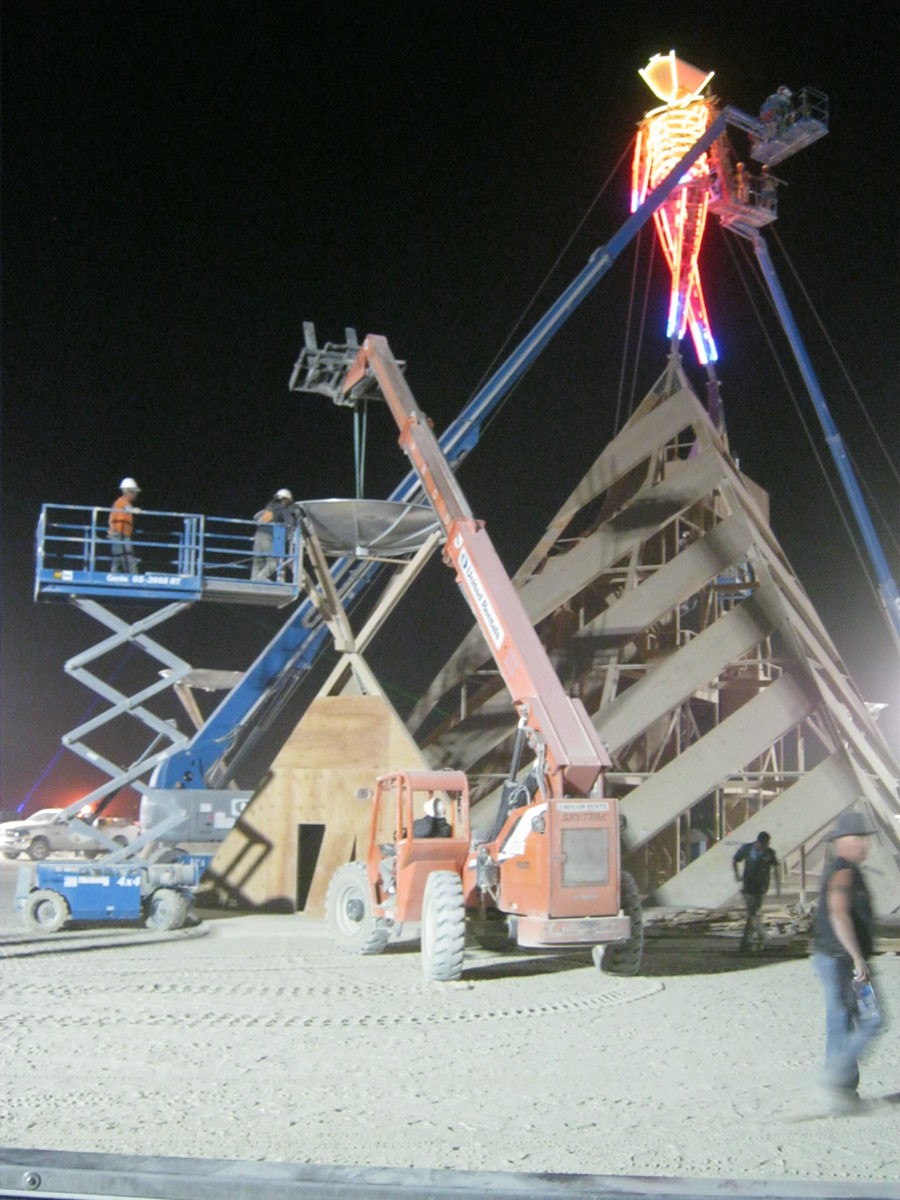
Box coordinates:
[34,504,301,602]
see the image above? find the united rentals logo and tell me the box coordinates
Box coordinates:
[457,545,504,649]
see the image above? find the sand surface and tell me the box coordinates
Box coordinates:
[1,862,897,1187]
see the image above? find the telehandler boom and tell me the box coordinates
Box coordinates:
[325,335,643,980]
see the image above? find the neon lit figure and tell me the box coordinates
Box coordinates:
[632,51,718,365]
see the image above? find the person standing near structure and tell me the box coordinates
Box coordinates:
[757,165,778,211]
[109,477,142,574]
[812,810,881,1113]
[732,830,779,951]
[734,161,749,204]
[251,488,297,581]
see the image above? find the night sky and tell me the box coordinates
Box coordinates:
[2,1,898,814]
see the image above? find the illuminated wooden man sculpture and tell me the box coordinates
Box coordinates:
[632,51,718,366]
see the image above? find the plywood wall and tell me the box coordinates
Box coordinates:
[199,695,430,916]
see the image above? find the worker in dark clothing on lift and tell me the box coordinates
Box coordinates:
[733,831,780,951]
[251,488,297,581]
[759,86,793,137]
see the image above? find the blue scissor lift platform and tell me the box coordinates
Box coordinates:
[35,503,301,607]
[18,505,306,932]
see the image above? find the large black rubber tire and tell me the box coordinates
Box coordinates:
[144,887,191,932]
[2,851,19,860]
[600,870,644,976]
[469,908,516,952]
[325,862,389,955]
[421,871,466,982]
[23,889,70,934]
[27,837,50,861]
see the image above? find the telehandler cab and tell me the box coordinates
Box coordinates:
[326,766,640,981]
[326,770,471,978]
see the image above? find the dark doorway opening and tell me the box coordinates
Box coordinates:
[297,823,325,911]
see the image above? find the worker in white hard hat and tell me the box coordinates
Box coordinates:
[251,488,298,581]
[379,794,453,898]
[109,477,142,574]
[413,796,453,838]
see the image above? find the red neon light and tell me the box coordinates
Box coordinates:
[632,60,719,364]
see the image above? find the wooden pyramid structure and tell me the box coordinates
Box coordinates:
[406,356,900,912]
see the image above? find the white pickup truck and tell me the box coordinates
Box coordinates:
[0,809,140,860]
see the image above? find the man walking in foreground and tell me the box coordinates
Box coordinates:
[732,830,779,951]
[812,809,881,1114]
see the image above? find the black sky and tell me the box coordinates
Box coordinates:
[2,0,898,810]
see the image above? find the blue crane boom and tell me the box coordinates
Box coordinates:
[154,105,752,790]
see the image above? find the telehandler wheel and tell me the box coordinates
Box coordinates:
[325,862,389,955]
[27,837,50,861]
[421,871,466,982]
[599,870,644,977]
[23,889,70,934]
[144,887,191,932]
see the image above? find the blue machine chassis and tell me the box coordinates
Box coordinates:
[15,856,212,925]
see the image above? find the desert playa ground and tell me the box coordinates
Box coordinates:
[1,863,898,1195]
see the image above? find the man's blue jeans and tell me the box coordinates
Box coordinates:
[812,952,880,1091]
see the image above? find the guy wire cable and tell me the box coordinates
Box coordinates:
[614,223,643,438]
[469,133,639,445]
[626,231,656,424]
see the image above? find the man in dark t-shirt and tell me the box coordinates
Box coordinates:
[812,809,879,1112]
[732,831,779,951]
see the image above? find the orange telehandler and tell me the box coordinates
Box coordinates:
[324,335,642,980]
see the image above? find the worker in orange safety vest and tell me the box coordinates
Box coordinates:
[109,477,142,574]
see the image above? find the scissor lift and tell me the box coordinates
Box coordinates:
[17,506,304,931]
[34,503,303,822]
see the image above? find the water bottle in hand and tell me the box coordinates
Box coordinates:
[853,978,881,1029]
